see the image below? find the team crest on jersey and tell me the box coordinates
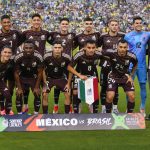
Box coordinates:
[54,67,58,72]
[41,35,45,40]
[32,62,37,67]
[13,34,16,39]
[92,36,96,41]
[61,62,65,67]
[21,63,25,66]
[67,34,72,39]
[94,60,98,65]
[125,60,129,65]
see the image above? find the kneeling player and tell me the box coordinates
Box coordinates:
[0,46,13,115]
[104,39,138,113]
[14,40,43,114]
[42,41,87,114]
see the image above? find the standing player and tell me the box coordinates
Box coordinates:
[99,19,125,113]
[0,46,13,115]
[14,40,43,114]
[48,18,76,113]
[21,13,50,112]
[0,15,22,114]
[104,39,138,113]
[42,40,87,114]
[125,16,150,116]
[70,40,103,113]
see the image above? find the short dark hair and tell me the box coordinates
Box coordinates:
[53,40,63,46]
[60,18,69,23]
[1,15,10,21]
[84,17,93,22]
[32,13,42,19]
[1,45,12,51]
[84,39,96,47]
[133,16,143,24]
[118,39,128,45]
[24,40,35,46]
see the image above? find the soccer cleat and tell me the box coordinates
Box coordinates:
[53,105,58,114]
[9,110,14,115]
[69,104,73,114]
[0,110,6,115]
[112,108,119,114]
[140,109,146,117]
[23,105,29,113]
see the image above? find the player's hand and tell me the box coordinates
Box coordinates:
[79,74,88,80]
[125,74,133,84]
[16,88,23,96]
[33,87,41,96]
[64,83,70,93]
[43,82,50,93]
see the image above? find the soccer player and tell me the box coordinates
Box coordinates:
[21,13,50,112]
[48,18,76,113]
[42,40,87,114]
[74,17,101,112]
[104,39,138,113]
[0,15,22,114]
[14,40,43,114]
[70,40,103,113]
[99,18,125,113]
[124,16,150,116]
[0,46,13,115]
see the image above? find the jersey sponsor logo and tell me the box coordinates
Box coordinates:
[13,34,16,39]
[41,35,45,40]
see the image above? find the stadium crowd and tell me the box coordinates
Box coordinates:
[0,0,149,32]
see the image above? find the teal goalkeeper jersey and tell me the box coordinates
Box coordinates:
[125,31,150,69]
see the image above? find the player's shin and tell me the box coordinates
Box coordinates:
[42,92,49,114]
[54,87,60,105]
[34,94,41,114]
[93,100,99,113]
[64,92,70,114]
[16,95,23,114]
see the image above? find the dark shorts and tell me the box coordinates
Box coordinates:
[19,77,38,92]
[47,78,67,92]
[107,73,135,92]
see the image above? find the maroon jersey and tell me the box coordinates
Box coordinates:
[0,29,22,54]
[14,51,43,78]
[22,29,50,56]
[0,59,12,80]
[43,52,71,79]
[103,49,138,77]
[48,32,76,57]
[71,50,102,76]
[99,32,125,68]
[74,32,100,49]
